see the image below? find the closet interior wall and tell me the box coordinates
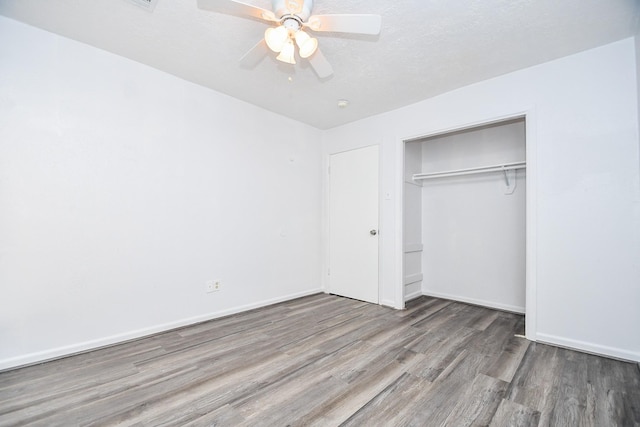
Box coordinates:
[403,142,424,300]
[403,119,526,313]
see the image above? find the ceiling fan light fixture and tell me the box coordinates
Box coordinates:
[307,16,322,31]
[265,26,288,53]
[276,39,296,64]
[285,0,303,14]
[197,0,381,79]
[295,30,318,59]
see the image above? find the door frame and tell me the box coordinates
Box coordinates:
[324,144,382,304]
[396,109,537,341]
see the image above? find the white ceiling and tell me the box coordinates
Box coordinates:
[0,0,638,129]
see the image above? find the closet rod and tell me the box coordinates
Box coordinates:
[413,161,526,181]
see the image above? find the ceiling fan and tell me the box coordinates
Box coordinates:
[197,0,382,78]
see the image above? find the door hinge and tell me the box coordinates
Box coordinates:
[327,268,330,276]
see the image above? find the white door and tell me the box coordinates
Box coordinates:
[329,145,379,304]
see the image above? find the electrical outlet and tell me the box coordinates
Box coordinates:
[206,280,221,293]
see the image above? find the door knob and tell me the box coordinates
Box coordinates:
[370,229,377,236]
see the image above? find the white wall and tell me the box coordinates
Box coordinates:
[323,38,640,362]
[419,120,526,313]
[636,28,640,172]
[0,16,322,370]
[637,29,640,132]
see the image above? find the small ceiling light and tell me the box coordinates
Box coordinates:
[265,26,289,53]
[294,30,318,59]
[276,39,296,64]
[337,99,350,108]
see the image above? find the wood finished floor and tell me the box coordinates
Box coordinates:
[1,294,639,426]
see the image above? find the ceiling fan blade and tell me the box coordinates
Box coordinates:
[305,14,382,35]
[239,39,268,68]
[197,0,277,22]
[308,47,333,79]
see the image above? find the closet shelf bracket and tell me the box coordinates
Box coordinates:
[502,166,510,187]
[503,167,518,195]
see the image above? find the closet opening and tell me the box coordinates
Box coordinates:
[402,117,527,325]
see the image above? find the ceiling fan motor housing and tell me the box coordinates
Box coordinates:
[273,0,312,21]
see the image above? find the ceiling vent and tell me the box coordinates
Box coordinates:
[127,0,158,12]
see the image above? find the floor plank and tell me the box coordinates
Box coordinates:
[489,399,541,427]
[1,294,638,426]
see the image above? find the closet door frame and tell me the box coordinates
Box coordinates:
[396,109,537,341]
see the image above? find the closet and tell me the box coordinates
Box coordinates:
[403,118,526,313]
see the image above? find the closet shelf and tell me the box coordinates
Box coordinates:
[413,161,526,181]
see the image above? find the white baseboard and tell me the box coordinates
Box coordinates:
[404,289,423,302]
[422,290,525,314]
[380,298,403,309]
[536,333,640,363]
[0,288,322,372]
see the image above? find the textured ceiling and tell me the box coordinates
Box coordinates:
[0,0,638,129]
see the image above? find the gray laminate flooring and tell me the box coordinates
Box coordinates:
[1,294,639,426]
